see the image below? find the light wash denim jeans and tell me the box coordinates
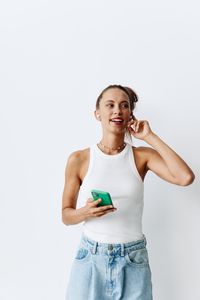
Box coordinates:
[65,233,153,300]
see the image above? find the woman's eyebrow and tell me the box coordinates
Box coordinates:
[105,99,129,103]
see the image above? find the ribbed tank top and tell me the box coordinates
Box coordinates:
[77,142,144,243]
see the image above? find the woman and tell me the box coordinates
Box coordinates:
[62,84,195,300]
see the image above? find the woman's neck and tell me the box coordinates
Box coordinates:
[98,134,126,155]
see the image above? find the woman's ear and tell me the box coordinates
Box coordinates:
[94,111,101,120]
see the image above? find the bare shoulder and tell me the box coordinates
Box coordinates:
[66,147,89,167]
[132,146,161,171]
[62,148,90,211]
[132,145,153,160]
[66,147,90,180]
[132,146,158,171]
[133,144,155,153]
[131,145,162,181]
[132,145,151,153]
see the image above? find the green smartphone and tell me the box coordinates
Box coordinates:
[91,189,114,207]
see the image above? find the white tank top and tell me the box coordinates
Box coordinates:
[77,142,144,243]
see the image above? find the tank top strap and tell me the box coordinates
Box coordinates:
[127,144,143,183]
[80,144,95,186]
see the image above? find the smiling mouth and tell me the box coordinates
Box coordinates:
[110,118,124,125]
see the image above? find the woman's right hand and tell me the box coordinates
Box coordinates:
[82,198,117,220]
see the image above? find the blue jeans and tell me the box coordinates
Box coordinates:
[65,233,153,300]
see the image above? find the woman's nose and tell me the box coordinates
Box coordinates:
[114,106,122,114]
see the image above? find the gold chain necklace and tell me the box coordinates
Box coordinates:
[99,141,126,151]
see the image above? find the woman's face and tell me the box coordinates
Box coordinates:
[95,88,132,134]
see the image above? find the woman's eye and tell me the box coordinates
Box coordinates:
[121,104,129,108]
[106,103,129,108]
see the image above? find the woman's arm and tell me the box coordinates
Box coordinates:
[128,119,195,186]
[61,151,86,225]
[144,133,195,186]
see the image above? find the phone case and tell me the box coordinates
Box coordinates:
[91,189,113,207]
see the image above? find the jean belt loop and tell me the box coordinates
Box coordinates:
[92,241,98,254]
[120,243,125,256]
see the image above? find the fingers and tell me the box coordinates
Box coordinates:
[92,198,102,206]
[135,121,140,132]
[87,198,115,210]
[92,200,114,211]
[87,198,101,206]
[128,119,138,126]
[98,204,114,211]
[86,198,94,203]
[94,207,116,217]
[128,120,140,132]
[95,210,115,217]
[86,198,117,218]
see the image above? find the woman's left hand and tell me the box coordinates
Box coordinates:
[127,118,154,140]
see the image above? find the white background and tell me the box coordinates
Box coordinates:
[0,1,199,299]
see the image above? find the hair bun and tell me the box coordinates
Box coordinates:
[123,86,138,103]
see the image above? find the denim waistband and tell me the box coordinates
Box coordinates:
[80,233,147,257]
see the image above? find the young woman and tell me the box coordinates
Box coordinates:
[62,84,195,300]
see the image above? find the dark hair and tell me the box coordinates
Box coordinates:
[123,86,138,120]
[95,84,139,142]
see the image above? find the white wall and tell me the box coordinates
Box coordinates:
[0,1,199,299]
